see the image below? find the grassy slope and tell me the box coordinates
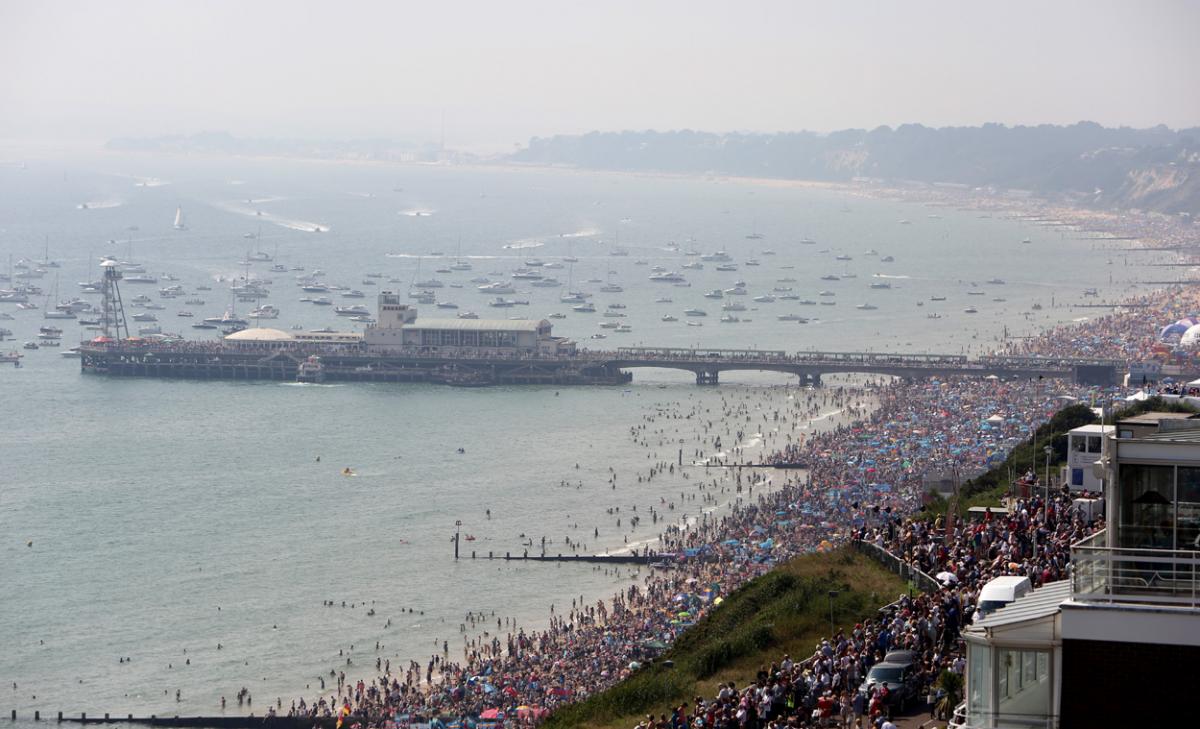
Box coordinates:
[543,548,908,729]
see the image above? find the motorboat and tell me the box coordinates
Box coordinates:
[704,290,724,299]
[722,302,746,312]
[856,303,878,310]
[661,315,678,322]
[820,274,840,281]
[648,271,686,282]
[715,264,738,272]
[684,308,707,317]
[964,306,979,314]
[478,282,515,294]
[869,282,892,290]
[719,314,739,323]
[311,297,333,306]
[752,295,775,303]
[572,302,596,313]
[335,304,370,316]
[700,251,732,262]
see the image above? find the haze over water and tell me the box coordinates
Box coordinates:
[0,153,1150,720]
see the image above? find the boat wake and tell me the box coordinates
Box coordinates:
[77,199,123,210]
[872,273,910,279]
[215,200,329,233]
[279,382,344,388]
[400,208,436,217]
[501,240,545,250]
[559,227,601,239]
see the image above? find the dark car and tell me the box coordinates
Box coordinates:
[857,661,921,713]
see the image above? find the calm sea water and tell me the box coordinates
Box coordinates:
[0,152,1144,720]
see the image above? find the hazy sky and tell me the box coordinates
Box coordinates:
[2,0,1197,150]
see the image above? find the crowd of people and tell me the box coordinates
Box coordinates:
[254,255,1200,726]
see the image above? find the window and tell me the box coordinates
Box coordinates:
[968,645,991,718]
[1178,467,1200,550]
[1087,436,1102,453]
[1118,464,1175,549]
[1072,468,1084,487]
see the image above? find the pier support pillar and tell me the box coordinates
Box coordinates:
[695,369,719,386]
[809,372,822,387]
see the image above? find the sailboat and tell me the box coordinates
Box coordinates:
[173,206,186,230]
[44,274,75,319]
[451,237,472,271]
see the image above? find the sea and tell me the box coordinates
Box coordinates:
[0,151,1150,722]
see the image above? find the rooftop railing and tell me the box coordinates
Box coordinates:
[1071,529,1200,608]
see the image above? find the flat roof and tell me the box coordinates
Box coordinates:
[1069,424,1115,434]
[1117,412,1200,425]
[398,318,548,332]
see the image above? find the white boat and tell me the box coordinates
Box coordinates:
[752,295,775,303]
[856,303,878,310]
[572,302,596,313]
[681,262,703,270]
[704,290,724,299]
[700,251,732,262]
[869,282,892,290]
[250,305,280,319]
[661,315,678,322]
[648,271,686,283]
[436,301,459,309]
[964,306,978,314]
[457,311,479,319]
[478,282,515,294]
[173,206,186,230]
[777,314,808,322]
[722,302,747,312]
[719,314,739,323]
[311,297,333,306]
[60,347,81,358]
[600,283,624,293]
[684,308,707,317]
[715,264,738,272]
[132,312,158,322]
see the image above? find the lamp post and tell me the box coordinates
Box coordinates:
[1043,444,1054,524]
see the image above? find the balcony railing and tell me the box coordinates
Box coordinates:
[1071,529,1200,607]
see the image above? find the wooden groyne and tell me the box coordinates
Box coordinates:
[8,712,330,729]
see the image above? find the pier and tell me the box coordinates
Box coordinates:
[79,343,1124,387]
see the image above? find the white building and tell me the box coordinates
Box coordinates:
[363,291,573,355]
[958,419,1200,728]
[1062,424,1112,491]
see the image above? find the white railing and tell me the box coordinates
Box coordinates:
[1071,529,1200,607]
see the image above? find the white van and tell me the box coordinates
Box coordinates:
[976,575,1032,617]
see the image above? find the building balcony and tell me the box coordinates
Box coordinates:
[1071,529,1200,608]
